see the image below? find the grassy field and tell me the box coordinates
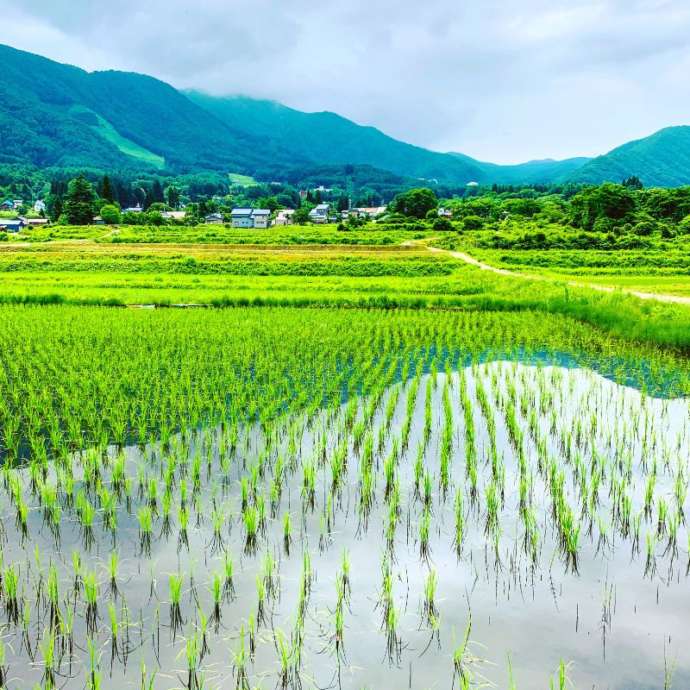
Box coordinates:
[2,223,690,688]
[2,224,690,350]
[456,243,690,297]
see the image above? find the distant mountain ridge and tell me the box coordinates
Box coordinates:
[186,92,591,185]
[1,43,690,186]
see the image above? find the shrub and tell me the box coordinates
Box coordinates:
[462,215,484,231]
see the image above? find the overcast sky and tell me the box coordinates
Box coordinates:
[3,0,690,163]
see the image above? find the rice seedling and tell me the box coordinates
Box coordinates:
[137,506,154,557]
[169,573,185,639]
[0,305,687,689]
[419,504,432,562]
[3,563,20,625]
[222,552,235,601]
[183,631,202,690]
[243,506,258,555]
[86,638,102,690]
[231,624,250,690]
[421,569,439,629]
[83,571,100,635]
[39,628,57,689]
[0,639,7,688]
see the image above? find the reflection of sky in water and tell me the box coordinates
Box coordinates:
[0,363,688,689]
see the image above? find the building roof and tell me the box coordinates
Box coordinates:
[231,208,253,216]
[0,218,23,226]
[251,209,270,216]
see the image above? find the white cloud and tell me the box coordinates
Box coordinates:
[1,0,690,162]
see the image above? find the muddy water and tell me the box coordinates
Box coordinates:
[0,362,688,689]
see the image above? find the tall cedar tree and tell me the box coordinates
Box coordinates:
[63,175,96,225]
[100,175,114,203]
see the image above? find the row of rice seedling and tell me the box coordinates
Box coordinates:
[0,305,688,687]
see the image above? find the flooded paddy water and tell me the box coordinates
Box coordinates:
[0,359,689,689]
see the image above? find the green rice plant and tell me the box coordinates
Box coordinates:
[340,549,351,602]
[140,659,156,690]
[422,569,439,629]
[453,489,465,559]
[0,639,7,688]
[419,504,432,562]
[241,505,258,555]
[159,489,172,538]
[40,627,57,689]
[210,572,223,632]
[137,505,153,557]
[452,617,473,689]
[169,573,184,639]
[184,631,202,690]
[86,637,102,690]
[413,442,425,500]
[334,578,346,661]
[106,551,120,600]
[83,571,100,635]
[276,628,294,690]
[108,602,120,666]
[231,624,250,690]
[384,603,401,665]
[46,563,60,630]
[210,505,225,553]
[301,460,316,512]
[262,551,278,601]
[549,660,572,690]
[178,505,190,551]
[3,563,20,625]
[223,552,235,601]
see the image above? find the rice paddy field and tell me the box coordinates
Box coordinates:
[2,226,690,690]
[0,303,689,690]
[462,248,690,299]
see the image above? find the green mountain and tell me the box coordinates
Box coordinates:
[186,92,485,182]
[0,44,300,174]
[187,93,589,185]
[567,127,690,187]
[3,43,690,188]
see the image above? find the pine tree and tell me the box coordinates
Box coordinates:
[63,175,96,225]
[151,179,164,204]
[100,175,114,203]
[166,185,181,209]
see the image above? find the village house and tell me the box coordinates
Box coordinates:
[123,203,144,214]
[274,209,295,226]
[204,213,224,225]
[1,200,14,210]
[230,208,254,228]
[162,211,186,221]
[308,203,331,224]
[21,217,49,228]
[250,209,270,229]
[230,208,271,228]
[0,218,24,232]
[346,206,387,220]
[437,207,453,218]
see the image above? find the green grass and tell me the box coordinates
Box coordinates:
[3,229,690,350]
[70,106,165,169]
[228,172,258,186]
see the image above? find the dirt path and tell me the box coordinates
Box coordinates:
[425,244,690,306]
